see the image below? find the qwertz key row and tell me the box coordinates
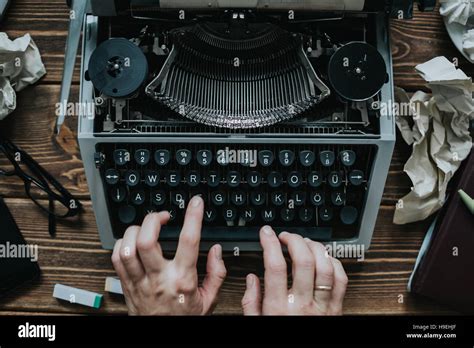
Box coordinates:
[96,144,376,242]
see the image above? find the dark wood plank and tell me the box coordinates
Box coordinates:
[390,5,474,91]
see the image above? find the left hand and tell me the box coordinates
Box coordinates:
[111,196,227,315]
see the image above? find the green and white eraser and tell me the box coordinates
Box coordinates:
[53,284,103,309]
[105,277,123,295]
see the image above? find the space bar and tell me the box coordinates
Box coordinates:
[159,226,332,241]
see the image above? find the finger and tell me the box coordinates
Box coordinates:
[175,196,204,270]
[136,211,170,274]
[242,274,262,316]
[279,232,315,301]
[200,244,227,314]
[329,257,348,315]
[111,239,130,284]
[120,225,145,282]
[260,226,288,301]
[305,239,334,308]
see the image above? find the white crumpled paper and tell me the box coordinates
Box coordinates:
[463,29,474,61]
[0,33,46,120]
[440,0,473,25]
[394,56,474,225]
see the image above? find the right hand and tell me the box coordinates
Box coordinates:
[242,226,348,316]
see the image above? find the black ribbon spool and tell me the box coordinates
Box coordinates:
[328,42,388,102]
[87,38,148,98]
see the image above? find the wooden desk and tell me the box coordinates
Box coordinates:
[0,0,469,315]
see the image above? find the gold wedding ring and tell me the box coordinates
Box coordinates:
[314,285,333,292]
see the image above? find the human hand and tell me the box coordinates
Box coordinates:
[111,196,227,315]
[242,226,348,315]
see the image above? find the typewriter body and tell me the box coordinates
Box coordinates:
[70,0,434,250]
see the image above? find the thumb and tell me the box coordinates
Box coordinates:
[242,274,262,315]
[201,244,227,314]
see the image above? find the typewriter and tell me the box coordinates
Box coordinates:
[60,0,434,250]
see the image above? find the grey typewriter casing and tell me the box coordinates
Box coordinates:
[74,1,430,251]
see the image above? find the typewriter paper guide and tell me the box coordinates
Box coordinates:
[156,0,365,11]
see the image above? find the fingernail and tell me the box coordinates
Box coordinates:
[191,195,202,208]
[246,274,254,287]
[304,238,311,243]
[215,244,222,260]
[262,226,274,236]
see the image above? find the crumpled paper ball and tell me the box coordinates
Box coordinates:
[440,0,473,26]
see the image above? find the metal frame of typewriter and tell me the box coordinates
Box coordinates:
[77,10,397,251]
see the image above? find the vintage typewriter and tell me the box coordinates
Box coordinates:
[60,0,434,250]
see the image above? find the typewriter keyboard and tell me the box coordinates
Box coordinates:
[96,143,376,242]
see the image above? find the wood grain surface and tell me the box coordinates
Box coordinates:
[0,0,471,315]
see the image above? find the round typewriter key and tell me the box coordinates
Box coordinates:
[241,207,256,222]
[279,150,295,167]
[197,150,213,166]
[308,171,323,188]
[291,192,306,206]
[171,192,187,207]
[328,42,388,101]
[267,172,283,188]
[155,150,170,166]
[340,150,356,167]
[113,149,130,166]
[287,172,302,188]
[320,151,335,167]
[226,171,241,188]
[231,192,246,206]
[340,206,358,225]
[258,150,274,167]
[247,171,262,188]
[118,205,136,225]
[310,191,324,206]
[281,208,295,222]
[87,38,148,98]
[185,171,201,187]
[111,186,127,203]
[331,192,346,206]
[211,191,226,206]
[204,208,217,223]
[223,207,237,222]
[131,190,146,205]
[271,192,286,207]
[299,208,313,222]
[349,170,364,186]
[250,192,266,206]
[152,190,166,206]
[166,171,181,187]
[328,171,343,188]
[144,170,160,187]
[207,171,221,188]
[319,207,333,222]
[104,168,120,185]
[261,208,276,223]
[176,149,192,166]
[135,149,150,166]
[299,150,316,167]
[125,170,140,187]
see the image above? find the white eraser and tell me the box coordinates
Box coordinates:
[105,277,123,295]
[53,284,103,309]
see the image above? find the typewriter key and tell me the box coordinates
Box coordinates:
[86,38,148,98]
[328,42,387,101]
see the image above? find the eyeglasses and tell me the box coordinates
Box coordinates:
[0,136,82,236]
